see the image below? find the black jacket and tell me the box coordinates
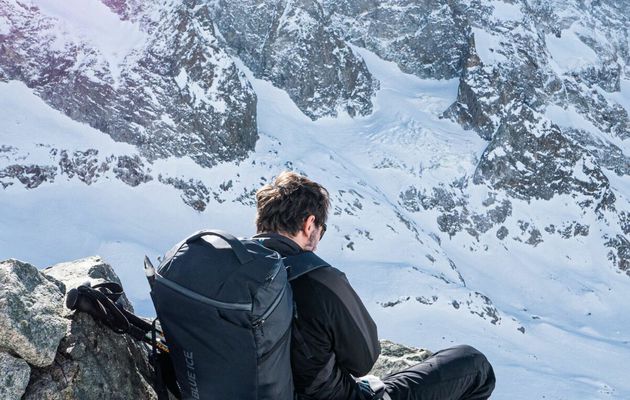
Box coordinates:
[254,234,380,400]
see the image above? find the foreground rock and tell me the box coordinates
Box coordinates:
[43,256,134,312]
[0,257,155,399]
[0,352,30,399]
[0,260,67,367]
[24,311,155,400]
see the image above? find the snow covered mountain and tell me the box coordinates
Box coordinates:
[1,0,629,398]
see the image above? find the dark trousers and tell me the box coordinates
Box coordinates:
[381,345,496,400]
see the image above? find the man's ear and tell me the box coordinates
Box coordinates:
[303,215,316,235]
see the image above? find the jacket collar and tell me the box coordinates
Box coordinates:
[252,232,302,256]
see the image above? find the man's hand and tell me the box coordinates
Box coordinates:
[356,375,385,399]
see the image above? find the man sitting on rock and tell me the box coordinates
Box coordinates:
[253,171,496,400]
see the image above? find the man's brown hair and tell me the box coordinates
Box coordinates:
[255,171,330,235]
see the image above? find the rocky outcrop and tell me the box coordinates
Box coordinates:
[323,0,472,80]
[0,0,257,167]
[0,260,68,368]
[473,106,614,206]
[43,256,134,311]
[23,311,155,400]
[0,148,152,190]
[0,164,58,189]
[0,352,30,400]
[0,258,155,400]
[209,0,378,119]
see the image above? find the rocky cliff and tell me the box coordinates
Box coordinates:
[209,0,379,120]
[0,0,257,167]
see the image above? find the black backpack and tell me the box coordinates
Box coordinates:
[150,230,329,400]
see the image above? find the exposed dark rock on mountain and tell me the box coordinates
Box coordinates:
[605,235,630,276]
[0,164,58,189]
[57,149,111,185]
[473,106,613,205]
[209,0,378,119]
[158,174,211,211]
[0,148,153,190]
[0,0,257,167]
[323,0,472,80]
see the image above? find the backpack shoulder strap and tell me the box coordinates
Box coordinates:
[284,251,331,281]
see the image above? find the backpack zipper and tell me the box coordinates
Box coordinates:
[264,260,283,285]
[252,284,287,332]
[156,274,252,311]
[258,323,291,363]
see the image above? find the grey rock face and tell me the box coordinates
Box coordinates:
[441,0,629,211]
[0,164,57,189]
[0,260,68,367]
[44,256,134,312]
[323,0,471,79]
[56,149,111,185]
[210,0,378,119]
[369,340,432,378]
[559,78,630,142]
[474,106,613,205]
[158,174,211,211]
[0,0,257,167]
[101,0,144,21]
[562,128,630,177]
[0,257,157,399]
[0,352,31,400]
[113,155,153,187]
[400,184,512,240]
[24,312,156,400]
[0,147,153,191]
[443,54,503,141]
[605,235,630,277]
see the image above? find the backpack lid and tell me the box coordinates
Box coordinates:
[157,230,281,303]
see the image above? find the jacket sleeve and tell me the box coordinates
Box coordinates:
[310,269,381,377]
